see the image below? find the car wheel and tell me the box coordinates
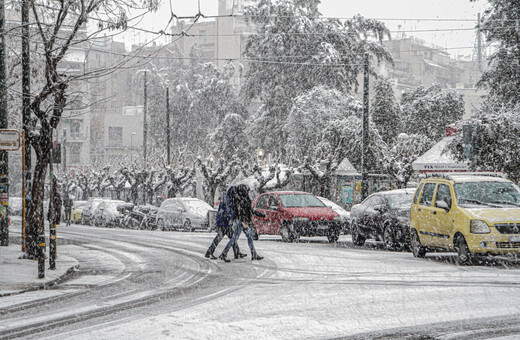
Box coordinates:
[455,234,473,265]
[351,221,366,246]
[327,230,339,243]
[158,218,166,231]
[149,219,158,231]
[383,225,397,251]
[129,218,140,230]
[280,222,292,242]
[183,219,192,232]
[411,229,426,258]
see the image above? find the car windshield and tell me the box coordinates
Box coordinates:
[387,193,413,209]
[107,201,125,211]
[454,181,520,207]
[279,194,325,208]
[183,200,211,214]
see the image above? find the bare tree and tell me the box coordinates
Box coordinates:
[302,154,342,198]
[197,158,236,205]
[25,0,158,258]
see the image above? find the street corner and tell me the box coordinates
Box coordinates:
[0,244,79,297]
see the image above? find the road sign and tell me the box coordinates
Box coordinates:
[0,129,21,151]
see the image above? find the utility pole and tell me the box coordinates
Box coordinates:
[48,137,56,270]
[361,53,370,201]
[143,70,147,164]
[62,129,66,172]
[166,86,171,166]
[477,13,482,72]
[22,0,32,254]
[0,0,9,246]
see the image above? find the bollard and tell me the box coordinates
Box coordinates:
[38,235,45,279]
[49,223,56,269]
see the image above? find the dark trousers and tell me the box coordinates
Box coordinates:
[65,209,72,225]
[207,226,239,257]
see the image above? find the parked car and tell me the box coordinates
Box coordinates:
[156,197,216,231]
[318,196,351,234]
[92,200,129,227]
[8,197,23,216]
[81,197,110,225]
[350,188,415,250]
[252,191,342,243]
[410,174,520,265]
[70,200,87,223]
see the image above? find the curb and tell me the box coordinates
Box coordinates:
[0,264,80,298]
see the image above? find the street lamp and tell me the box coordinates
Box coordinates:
[257,148,264,167]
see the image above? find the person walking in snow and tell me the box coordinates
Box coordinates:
[205,186,247,260]
[219,184,265,262]
[48,178,62,227]
[63,192,73,226]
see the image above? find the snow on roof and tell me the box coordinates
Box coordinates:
[412,136,469,171]
[334,157,360,176]
[447,174,510,183]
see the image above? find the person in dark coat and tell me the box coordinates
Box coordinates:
[63,192,73,226]
[219,184,265,262]
[205,186,246,260]
[47,178,62,226]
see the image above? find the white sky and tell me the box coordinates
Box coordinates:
[125,0,489,59]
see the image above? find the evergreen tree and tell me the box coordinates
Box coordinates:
[400,84,464,141]
[242,0,392,155]
[476,0,520,106]
[284,86,361,158]
[371,77,400,144]
[449,105,520,182]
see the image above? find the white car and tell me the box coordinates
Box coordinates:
[318,196,351,234]
[92,199,128,227]
[156,197,216,232]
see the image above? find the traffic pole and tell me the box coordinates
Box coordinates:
[22,0,32,256]
[37,234,45,278]
[0,0,9,246]
[361,53,370,200]
[49,135,56,269]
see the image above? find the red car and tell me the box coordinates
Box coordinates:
[252,191,342,243]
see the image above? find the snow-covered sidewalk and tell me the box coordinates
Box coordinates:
[0,243,78,297]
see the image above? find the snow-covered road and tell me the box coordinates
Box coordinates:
[5,224,520,339]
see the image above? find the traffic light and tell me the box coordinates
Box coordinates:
[52,143,61,163]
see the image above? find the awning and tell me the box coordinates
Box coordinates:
[412,136,469,171]
[334,157,360,176]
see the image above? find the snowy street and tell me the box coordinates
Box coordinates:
[3,223,520,339]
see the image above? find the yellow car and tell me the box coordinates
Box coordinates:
[410,174,520,264]
[71,200,87,223]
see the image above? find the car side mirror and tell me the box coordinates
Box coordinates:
[374,205,385,212]
[270,205,278,211]
[435,200,450,212]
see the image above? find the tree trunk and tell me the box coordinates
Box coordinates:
[25,155,49,258]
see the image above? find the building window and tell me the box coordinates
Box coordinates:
[108,126,123,147]
[70,142,81,164]
[70,119,82,138]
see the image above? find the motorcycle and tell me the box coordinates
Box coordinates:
[121,205,158,230]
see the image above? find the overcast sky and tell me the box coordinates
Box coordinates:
[127,0,489,59]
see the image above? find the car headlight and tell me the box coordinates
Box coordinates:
[333,216,341,221]
[293,217,309,222]
[470,219,490,234]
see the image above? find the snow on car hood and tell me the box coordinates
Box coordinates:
[284,207,338,221]
[467,207,520,224]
